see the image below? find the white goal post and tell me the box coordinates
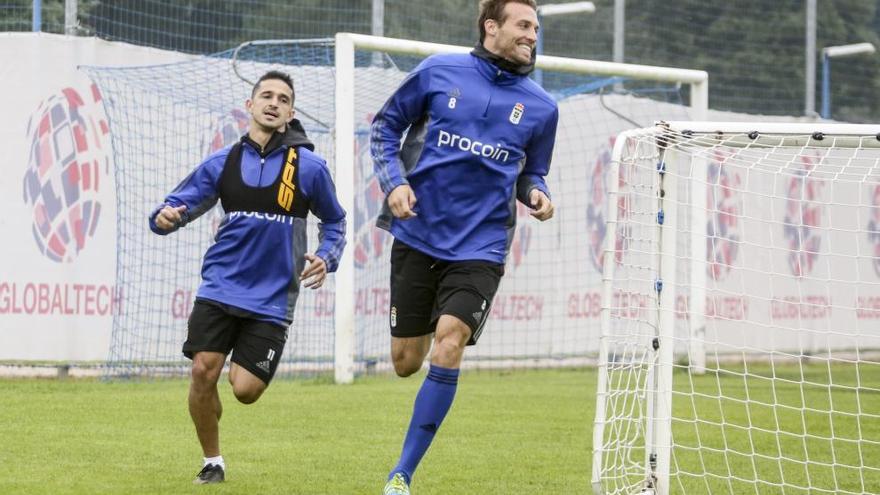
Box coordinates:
[332,33,709,383]
[592,121,880,495]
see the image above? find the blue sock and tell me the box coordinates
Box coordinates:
[389,364,460,484]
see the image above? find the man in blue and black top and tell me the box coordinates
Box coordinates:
[370,1,558,493]
[149,71,346,485]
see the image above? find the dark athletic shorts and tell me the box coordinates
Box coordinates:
[389,239,504,345]
[183,299,288,384]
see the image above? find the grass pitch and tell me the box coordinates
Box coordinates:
[0,368,590,494]
[1,364,877,494]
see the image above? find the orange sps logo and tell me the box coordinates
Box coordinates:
[277,148,297,211]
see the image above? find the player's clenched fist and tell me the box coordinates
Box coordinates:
[155,204,188,231]
[388,184,418,219]
[529,189,554,221]
[300,253,328,290]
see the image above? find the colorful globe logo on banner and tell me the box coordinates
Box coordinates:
[706,150,742,281]
[869,185,880,278]
[22,85,109,262]
[585,136,631,273]
[783,153,824,277]
[353,117,392,269]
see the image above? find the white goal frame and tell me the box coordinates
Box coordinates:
[592,120,880,495]
[332,33,709,384]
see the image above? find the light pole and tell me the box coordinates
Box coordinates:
[535,1,596,87]
[805,0,816,116]
[613,0,624,64]
[32,0,41,31]
[371,0,384,65]
[65,0,77,35]
[821,42,875,119]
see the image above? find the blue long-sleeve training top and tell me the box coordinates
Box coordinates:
[149,129,346,327]
[370,51,559,263]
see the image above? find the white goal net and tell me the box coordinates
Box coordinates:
[592,121,880,495]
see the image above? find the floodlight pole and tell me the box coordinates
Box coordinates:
[65,0,77,35]
[820,53,829,119]
[805,0,816,116]
[32,0,41,31]
[613,0,625,63]
[371,0,384,65]
[535,2,596,87]
[820,42,876,119]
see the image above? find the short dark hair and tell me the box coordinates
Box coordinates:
[478,0,538,43]
[251,70,295,100]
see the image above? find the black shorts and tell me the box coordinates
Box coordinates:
[389,239,504,345]
[183,299,288,384]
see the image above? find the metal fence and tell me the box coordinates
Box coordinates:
[3,0,880,122]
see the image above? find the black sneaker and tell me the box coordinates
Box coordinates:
[193,463,225,484]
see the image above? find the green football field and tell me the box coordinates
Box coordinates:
[1,365,877,494]
[0,368,591,495]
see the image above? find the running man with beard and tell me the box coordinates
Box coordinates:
[370,1,558,493]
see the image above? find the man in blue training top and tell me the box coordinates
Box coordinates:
[149,70,346,485]
[370,1,557,493]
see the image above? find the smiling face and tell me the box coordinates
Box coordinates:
[482,2,539,65]
[245,78,294,133]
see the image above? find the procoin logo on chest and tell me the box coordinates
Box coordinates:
[277,148,297,211]
[437,130,510,162]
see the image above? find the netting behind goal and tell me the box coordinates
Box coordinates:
[83,36,700,378]
[592,122,880,495]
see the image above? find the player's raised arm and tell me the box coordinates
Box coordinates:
[148,152,225,235]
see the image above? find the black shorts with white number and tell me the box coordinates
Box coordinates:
[184,298,288,384]
[389,239,504,345]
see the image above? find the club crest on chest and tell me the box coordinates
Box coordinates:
[509,103,524,124]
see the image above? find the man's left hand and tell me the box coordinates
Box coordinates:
[529,189,554,221]
[301,254,328,289]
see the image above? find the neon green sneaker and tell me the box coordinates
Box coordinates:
[383,473,410,495]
